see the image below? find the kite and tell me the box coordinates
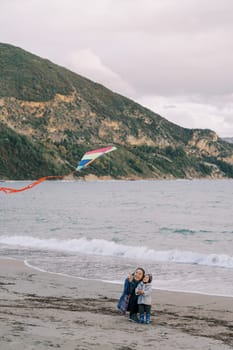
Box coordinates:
[77,146,117,171]
[0,145,117,194]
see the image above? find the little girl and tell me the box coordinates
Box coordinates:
[135,273,152,324]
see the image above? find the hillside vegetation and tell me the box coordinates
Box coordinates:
[1,43,233,180]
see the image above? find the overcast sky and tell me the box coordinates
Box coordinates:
[1,0,233,136]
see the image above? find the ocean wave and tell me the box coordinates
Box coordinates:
[1,235,233,269]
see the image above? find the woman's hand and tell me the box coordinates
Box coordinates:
[128,273,134,282]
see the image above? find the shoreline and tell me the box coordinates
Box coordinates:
[1,257,233,349]
[2,177,233,182]
[23,258,233,299]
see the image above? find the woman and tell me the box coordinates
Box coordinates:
[117,267,145,322]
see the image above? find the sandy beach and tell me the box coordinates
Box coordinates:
[0,258,233,350]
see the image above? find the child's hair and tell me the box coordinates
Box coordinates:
[144,273,152,283]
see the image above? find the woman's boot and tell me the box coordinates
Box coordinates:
[129,314,139,323]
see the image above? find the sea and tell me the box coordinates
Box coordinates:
[1,179,233,297]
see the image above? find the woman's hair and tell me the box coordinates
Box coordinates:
[135,267,145,279]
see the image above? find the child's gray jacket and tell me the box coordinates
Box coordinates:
[135,281,152,305]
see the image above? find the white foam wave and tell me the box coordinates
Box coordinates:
[1,235,233,269]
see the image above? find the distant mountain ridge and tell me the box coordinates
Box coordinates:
[223,137,233,144]
[1,42,233,180]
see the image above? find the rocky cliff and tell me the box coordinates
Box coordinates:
[1,43,233,180]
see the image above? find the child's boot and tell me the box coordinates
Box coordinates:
[139,313,144,324]
[146,313,150,324]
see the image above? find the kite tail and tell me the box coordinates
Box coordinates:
[0,175,64,194]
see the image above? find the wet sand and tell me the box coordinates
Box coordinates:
[0,258,233,349]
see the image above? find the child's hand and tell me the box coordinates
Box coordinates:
[137,289,144,295]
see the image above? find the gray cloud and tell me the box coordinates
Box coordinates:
[1,0,233,136]
[137,94,233,137]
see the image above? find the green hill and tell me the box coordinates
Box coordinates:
[0,122,68,179]
[1,42,233,180]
